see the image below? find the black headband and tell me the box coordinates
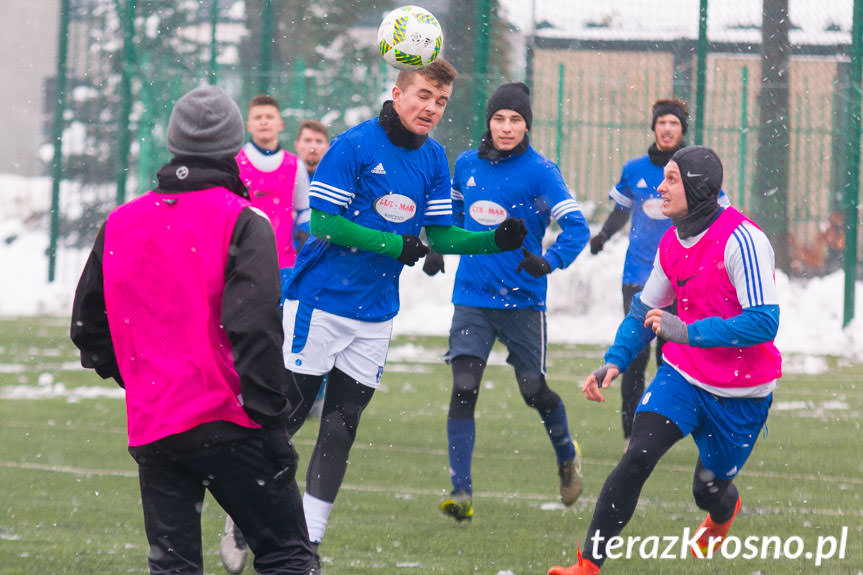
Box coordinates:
[652,103,688,134]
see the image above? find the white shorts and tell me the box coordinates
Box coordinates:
[282,299,393,388]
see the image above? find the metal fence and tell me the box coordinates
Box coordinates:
[47,0,862,318]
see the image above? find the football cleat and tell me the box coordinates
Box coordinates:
[439,489,474,522]
[220,515,248,574]
[558,443,584,506]
[691,496,742,557]
[548,545,600,575]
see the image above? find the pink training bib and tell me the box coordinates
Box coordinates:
[103,187,260,446]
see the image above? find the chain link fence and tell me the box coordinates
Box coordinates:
[47,1,861,305]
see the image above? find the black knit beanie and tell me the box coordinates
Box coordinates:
[485,82,532,130]
[651,101,688,134]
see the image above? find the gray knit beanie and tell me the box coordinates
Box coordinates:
[167,85,244,157]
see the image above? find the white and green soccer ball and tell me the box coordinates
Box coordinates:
[377,5,443,71]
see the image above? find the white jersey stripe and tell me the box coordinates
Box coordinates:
[551,199,582,220]
[310,181,354,200]
[309,190,349,207]
[739,224,765,306]
[609,186,633,208]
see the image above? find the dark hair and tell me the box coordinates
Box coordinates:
[248,94,280,110]
[396,58,458,90]
[295,119,329,141]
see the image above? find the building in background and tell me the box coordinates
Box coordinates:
[0,0,60,176]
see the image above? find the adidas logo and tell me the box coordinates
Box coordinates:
[371,162,387,175]
[636,177,648,188]
[466,176,477,187]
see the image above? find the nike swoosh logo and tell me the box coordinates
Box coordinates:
[677,274,698,287]
[253,190,272,198]
[686,171,703,178]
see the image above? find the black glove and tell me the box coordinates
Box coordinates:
[293,228,310,250]
[516,248,551,277]
[265,426,299,485]
[589,232,608,255]
[494,218,528,251]
[397,235,429,266]
[422,250,445,276]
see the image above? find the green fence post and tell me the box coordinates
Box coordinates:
[208,0,218,84]
[116,0,136,206]
[473,0,491,140]
[259,0,273,95]
[48,0,70,283]
[556,63,564,166]
[844,0,863,326]
[693,0,708,146]
[737,66,749,206]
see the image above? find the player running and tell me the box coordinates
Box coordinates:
[588,98,730,450]
[425,82,590,521]
[549,146,782,574]
[281,59,527,572]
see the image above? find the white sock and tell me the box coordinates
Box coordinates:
[303,493,334,543]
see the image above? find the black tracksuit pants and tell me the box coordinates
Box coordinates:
[129,427,313,575]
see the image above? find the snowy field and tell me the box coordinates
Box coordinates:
[2,172,862,372]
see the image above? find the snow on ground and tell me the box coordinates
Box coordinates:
[2,173,862,372]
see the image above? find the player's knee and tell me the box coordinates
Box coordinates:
[453,372,480,395]
[518,374,559,413]
[619,443,661,478]
[516,371,543,401]
[692,470,725,510]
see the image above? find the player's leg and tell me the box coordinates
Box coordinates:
[440,306,495,520]
[282,299,351,436]
[689,390,772,557]
[619,283,649,447]
[551,365,697,573]
[286,371,326,436]
[204,433,314,575]
[575,411,683,570]
[129,444,208,574]
[440,354,486,520]
[303,367,375,545]
[492,308,581,505]
[302,313,390,552]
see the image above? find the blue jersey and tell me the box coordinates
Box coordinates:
[609,154,670,286]
[287,118,453,322]
[610,154,730,286]
[451,146,589,310]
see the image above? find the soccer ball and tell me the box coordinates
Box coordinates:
[377,5,443,71]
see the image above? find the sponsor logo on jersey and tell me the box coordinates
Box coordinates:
[253,189,272,198]
[676,273,698,287]
[374,193,417,223]
[636,177,648,188]
[371,162,387,175]
[469,200,508,226]
[466,176,477,187]
[642,197,669,220]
